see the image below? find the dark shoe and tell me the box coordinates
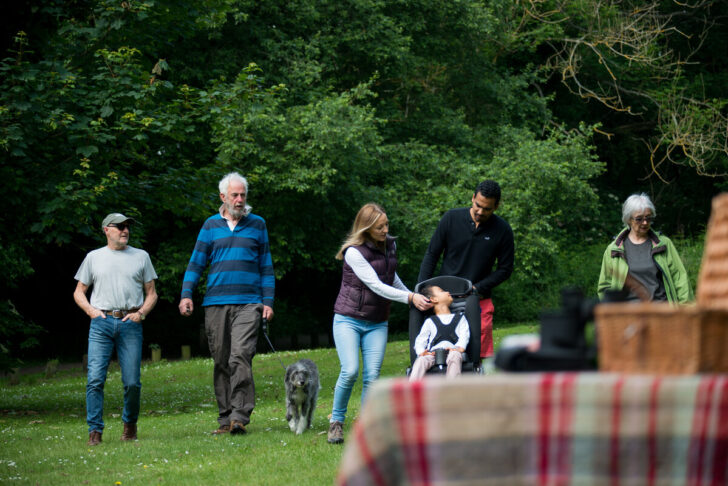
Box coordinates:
[211,424,231,435]
[327,421,344,444]
[230,420,247,435]
[121,422,137,441]
[87,430,102,446]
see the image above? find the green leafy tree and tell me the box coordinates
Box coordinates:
[1,0,720,361]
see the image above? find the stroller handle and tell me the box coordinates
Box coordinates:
[415,275,475,297]
[450,287,476,299]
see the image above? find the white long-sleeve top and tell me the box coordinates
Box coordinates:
[344,247,411,304]
[413,313,470,355]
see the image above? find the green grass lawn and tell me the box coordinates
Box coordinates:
[0,322,537,485]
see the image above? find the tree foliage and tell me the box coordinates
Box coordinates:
[0,0,723,365]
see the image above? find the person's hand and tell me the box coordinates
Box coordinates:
[454,347,465,353]
[412,293,432,311]
[263,305,274,321]
[90,308,106,319]
[123,311,144,323]
[179,298,194,317]
[420,350,434,356]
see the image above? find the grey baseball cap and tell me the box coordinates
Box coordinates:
[101,213,137,228]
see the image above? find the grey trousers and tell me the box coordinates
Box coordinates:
[205,304,262,426]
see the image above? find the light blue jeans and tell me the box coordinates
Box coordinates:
[86,316,143,433]
[330,314,388,423]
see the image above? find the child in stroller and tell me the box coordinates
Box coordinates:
[409,284,471,380]
[408,276,482,375]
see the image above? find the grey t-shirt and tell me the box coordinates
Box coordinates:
[624,238,666,301]
[75,246,157,310]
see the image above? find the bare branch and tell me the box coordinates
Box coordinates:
[527,0,727,176]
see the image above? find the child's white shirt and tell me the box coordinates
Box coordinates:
[413,313,470,355]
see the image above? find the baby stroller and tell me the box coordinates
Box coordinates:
[407,276,482,375]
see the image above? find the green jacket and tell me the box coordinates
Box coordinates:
[597,228,693,303]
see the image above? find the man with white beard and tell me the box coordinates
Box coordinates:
[179,172,275,435]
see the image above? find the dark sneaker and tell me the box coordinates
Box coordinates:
[121,422,137,441]
[327,421,344,444]
[230,420,247,435]
[212,424,231,435]
[87,430,102,446]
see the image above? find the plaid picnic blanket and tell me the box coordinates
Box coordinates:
[337,373,728,486]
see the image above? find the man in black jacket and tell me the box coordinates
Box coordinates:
[418,180,514,365]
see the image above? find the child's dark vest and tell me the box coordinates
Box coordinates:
[334,237,397,322]
[428,313,463,349]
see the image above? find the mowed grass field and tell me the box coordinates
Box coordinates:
[0,322,536,485]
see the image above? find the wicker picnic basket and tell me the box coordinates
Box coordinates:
[697,193,728,309]
[595,193,728,374]
[595,303,728,374]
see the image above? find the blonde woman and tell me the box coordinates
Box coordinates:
[327,203,431,444]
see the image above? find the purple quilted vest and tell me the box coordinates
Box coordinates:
[333,236,397,322]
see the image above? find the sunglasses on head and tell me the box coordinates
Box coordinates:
[107,223,130,231]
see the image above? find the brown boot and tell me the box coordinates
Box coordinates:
[230,420,247,435]
[327,421,344,444]
[211,424,231,435]
[87,430,102,446]
[121,422,137,441]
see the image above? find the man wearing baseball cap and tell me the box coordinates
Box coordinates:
[73,212,158,445]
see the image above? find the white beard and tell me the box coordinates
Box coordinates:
[226,203,245,220]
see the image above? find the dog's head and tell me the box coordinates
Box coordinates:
[288,368,309,388]
[285,359,319,390]
[285,362,311,389]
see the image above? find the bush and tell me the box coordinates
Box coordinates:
[672,233,705,296]
[495,233,704,323]
[495,242,605,322]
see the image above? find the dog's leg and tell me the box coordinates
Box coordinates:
[308,403,316,429]
[296,412,307,435]
[287,399,299,432]
[304,394,316,430]
[294,394,310,435]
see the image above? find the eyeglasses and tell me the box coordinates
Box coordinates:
[632,216,654,224]
[107,223,130,231]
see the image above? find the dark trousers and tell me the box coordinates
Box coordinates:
[205,304,262,426]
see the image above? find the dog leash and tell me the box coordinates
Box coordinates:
[261,318,288,372]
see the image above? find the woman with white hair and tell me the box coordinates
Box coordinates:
[597,193,693,303]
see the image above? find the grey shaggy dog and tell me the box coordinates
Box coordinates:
[284,358,320,435]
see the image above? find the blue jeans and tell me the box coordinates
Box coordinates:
[86,316,143,433]
[331,314,388,423]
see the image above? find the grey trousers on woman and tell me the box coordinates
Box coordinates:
[205,303,262,426]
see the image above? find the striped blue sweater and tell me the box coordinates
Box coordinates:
[181,213,275,307]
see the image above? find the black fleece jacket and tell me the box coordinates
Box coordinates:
[418,207,514,298]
